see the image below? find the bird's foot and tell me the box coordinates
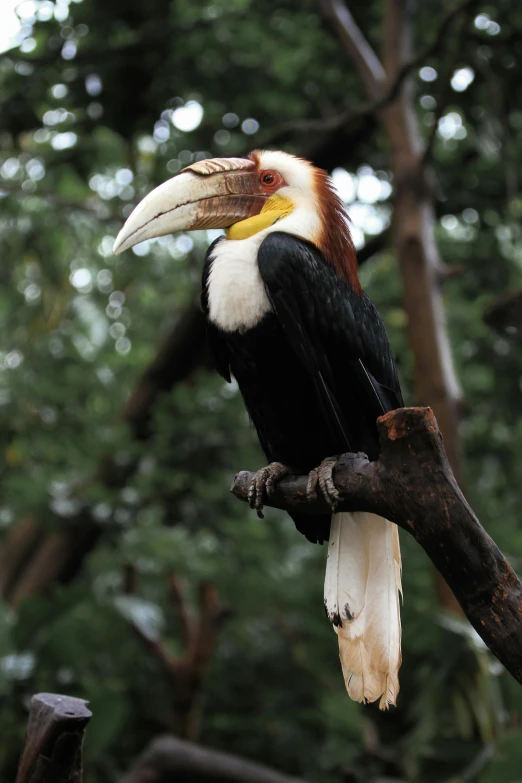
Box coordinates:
[248,462,290,519]
[307,456,340,511]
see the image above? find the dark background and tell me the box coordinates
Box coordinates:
[1,0,522,781]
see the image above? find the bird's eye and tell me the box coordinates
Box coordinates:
[259,169,285,190]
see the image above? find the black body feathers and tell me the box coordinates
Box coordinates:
[201,232,402,543]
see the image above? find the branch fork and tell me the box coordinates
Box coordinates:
[124,569,231,740]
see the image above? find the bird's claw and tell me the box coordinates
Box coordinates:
[307,456,340,510]
[248,462,290,518]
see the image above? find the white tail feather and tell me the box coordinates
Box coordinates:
[324,512,402,710]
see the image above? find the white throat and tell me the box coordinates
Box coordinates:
[207,231,271,333]
[206,204,321,333]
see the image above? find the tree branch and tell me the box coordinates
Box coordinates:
[16,693,92,783]
[168,573,195,650]
[262,0,481,147]
[382,0,413,81]
[123,735,309,783]
[318,0,386,99]
[126,571,230,740]
[231,407,522,686]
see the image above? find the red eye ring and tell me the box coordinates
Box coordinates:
[259,169,284,191]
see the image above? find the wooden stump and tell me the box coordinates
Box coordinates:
[16,693,92,783]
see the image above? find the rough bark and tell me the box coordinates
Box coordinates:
[16,693,92,783]
[123,735,308,783]
[231,407,522,686]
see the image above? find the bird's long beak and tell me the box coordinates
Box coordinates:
[113,157,266,255]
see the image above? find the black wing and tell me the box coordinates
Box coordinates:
[258,231,402,461]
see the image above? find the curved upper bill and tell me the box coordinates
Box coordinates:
[113,157,266,255]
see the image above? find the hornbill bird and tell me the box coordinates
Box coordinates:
[114,151,403,709]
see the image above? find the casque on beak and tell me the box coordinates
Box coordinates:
[113,157,267,255]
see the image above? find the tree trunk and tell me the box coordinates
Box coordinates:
[319,0,468,611]
[380,0,463,483]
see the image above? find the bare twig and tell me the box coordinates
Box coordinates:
[231,407,522,686]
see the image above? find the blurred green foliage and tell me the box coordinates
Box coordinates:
[1,0,522,781]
